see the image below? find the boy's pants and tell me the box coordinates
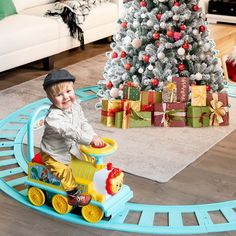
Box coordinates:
[41,152,77,191]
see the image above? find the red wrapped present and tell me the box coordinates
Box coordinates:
[207,93,229,126]
[154,103,186,127]
[172,77,189,102]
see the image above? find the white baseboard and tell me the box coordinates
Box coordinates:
[206,14,236,24]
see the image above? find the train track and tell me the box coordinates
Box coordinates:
[1,86,236,235]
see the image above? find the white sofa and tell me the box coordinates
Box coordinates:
[0,0,122,72]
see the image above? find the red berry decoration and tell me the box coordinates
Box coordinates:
[179,24,186,31]
[112,52,118,59]
[156,13,162,21]
[182,42,189,50]
[120,51,127,58]
[140,0,147,7]
[193,5,199,11]
[206,85,211,92]
[143,54,150,63]
[174,1,181,7]
[121,21,127,28]
[199,25,206,32]
[178,63,185,71]
[152,32,160,40]
[151,78,159,87]
[106,81,113,89]
[167,30,174,38]
[124,63,132,70]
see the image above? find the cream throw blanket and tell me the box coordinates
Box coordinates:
[46,0,99,48]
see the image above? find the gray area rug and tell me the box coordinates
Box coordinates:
[1,54,236,183]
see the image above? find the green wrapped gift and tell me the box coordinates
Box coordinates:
[187,106,210,128]
[115,111,123,128]
[123,86,140,101]
[129,111,152,128]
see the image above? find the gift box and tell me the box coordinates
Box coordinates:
[101,99,123,127]
[115,111,123,128]
[154,102,186,127]
[172,77,189,102]
[187,106,210,128]
[123,85,140,101]
[122,100,141,129]
[129,111,152,128]
[191,85,206,106]
[140,91,162,112]
[162,82,177,103]
[207,93,229,126]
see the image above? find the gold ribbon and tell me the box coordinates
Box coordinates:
[154,103,186,127]
[209,93,228,126]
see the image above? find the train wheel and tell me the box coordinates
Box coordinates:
[28,187,46,207]
[52,194,73,214]
[81,204,104,223]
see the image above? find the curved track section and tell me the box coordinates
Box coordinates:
[1,86,236,235]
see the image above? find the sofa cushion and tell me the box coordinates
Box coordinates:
[0,0,17,20]
[0,14,58,55]
[13,0,55,12]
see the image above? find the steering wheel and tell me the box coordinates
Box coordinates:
[80,138,117,165]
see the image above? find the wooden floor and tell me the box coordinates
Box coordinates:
[0,24,236,236]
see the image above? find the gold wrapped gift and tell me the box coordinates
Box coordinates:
[122,100,141,129]
[162,82,177,103]
[191,85,206,106]
[101,99,123,127]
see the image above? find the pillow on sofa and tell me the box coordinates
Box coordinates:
[13,0,55,12]
[0,0,17,20]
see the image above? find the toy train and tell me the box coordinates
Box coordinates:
[26,137,133,223]
[25,105,133,223]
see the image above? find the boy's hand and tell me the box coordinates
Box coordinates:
[91,136,105,148]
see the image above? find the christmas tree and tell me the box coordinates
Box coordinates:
[97,0,224,100]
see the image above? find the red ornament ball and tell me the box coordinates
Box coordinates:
[120,51,126,58]
[140,0,147,7]
[174,1,181,7]
[206,85,211,92]
[179,24,186,31]
[182,42,189,50]
[121,21,127,28]
[193,5,199,11]
[199,25,206,32]
[124,63,132,70]
[156,13,162,21]
[167,30,174,38]
[151,78,159,87]
[106,81,113,89]
[152,32,160,40]
[143,54,150,63]
[178,63,185,71]
[112,52,118,59]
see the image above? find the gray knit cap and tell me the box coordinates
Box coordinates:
[43,69,75,90]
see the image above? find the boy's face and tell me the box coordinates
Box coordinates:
[49,82,76,110]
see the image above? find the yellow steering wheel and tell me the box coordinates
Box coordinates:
[80,138,117,164]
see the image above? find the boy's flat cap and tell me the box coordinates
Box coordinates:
[43,69,75,90]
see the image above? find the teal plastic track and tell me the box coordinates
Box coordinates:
[1,86,236,235]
